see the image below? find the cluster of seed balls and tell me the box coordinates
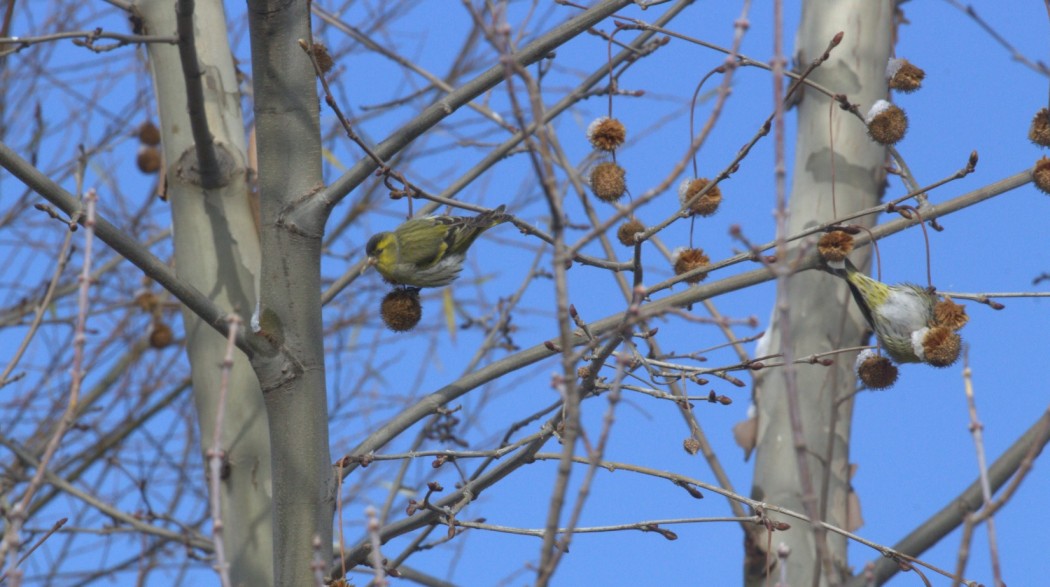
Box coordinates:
[846,57,1050,388]
[586,117,718,285]
[869,57,1050,191]
[136,121,162,175]
[1028,105,1050,194]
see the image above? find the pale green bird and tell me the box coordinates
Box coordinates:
[365,205,509,288]
[826,258,937,363]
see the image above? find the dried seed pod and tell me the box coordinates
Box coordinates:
[677,178,722,217]
[673,247,710,284]
[589,162,627,202]
[1033,156,1050,195]
[865,100,908,145]
[138,121,161,146]
[1029,108,1050,147]
[886,58,925,93]
[137,146,162,174]
[149,320,174,349]
[855,350,898,390]
[616,218,645,246]
[921,326,962,368]
[933,297,968,331]
[133,290,160,313]
[381,288,422,332]
[587,117,627,151]
[817,231,854,263]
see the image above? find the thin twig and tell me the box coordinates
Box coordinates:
[961,352,1003,586]
[207,315,240,587]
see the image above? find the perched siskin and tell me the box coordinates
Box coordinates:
[366,205,509,288]
[826,258,937,363]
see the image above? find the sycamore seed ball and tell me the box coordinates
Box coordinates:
[381,288,422,332]
[855,350,898,390]
[137,146,162,174]
[677,178,722,217]
[886,58,925,93]
[617,218,645,246]
[673,247,710,284]
[1034,157,1050,195]
[589,162,627,202]
[138,121,161,146]
[921,326,962,368]
[933,297,968,331]
[866,100,908,145]
[1029,108,1050,147]
[817,231,854,263]
[150,321,174,349]
[587,117,627,151]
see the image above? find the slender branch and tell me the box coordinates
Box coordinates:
[960,354,1003,587]
[175,0,223,188]
[208,316,240,587]
[0,30,176,56]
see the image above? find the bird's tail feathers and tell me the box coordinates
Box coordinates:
[474,204,509,228]
[446,205,509,255]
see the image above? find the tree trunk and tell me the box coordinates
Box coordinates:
[140,1,273,585]
[748,2,893,586]
[245,0,334,584]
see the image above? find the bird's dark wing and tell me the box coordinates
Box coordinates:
[445,205,509,256]
[395,218,451,268]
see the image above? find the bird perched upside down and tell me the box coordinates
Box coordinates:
[825,257,938,363]
[365,205,509,288]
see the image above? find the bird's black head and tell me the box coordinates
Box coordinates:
[365,232,388,258]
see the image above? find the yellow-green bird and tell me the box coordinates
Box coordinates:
[826,258,937,363]
[365,205,509,288]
